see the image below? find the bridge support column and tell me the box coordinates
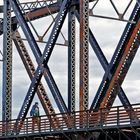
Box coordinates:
[2,0,12,121]
[79,0,89,127]
[68,5,76,112]
[2,0,12,135]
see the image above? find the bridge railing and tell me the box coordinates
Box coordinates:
[0,104,140,136]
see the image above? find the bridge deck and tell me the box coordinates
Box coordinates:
[0,104,140,139]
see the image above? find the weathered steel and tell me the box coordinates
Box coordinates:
[79,0,89,111]
[2,0,12,122]
[75,11,132,111]
[90,2,140,110]
[0,0,97,35]
[1,0,140,139]
[0,103,140,139]
[10,0,69,117]
[100,20,140,109]
[68,6,76,112]
[13,31,59,128]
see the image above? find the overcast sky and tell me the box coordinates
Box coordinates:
[0,0,140,119]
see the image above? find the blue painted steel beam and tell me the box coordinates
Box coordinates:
[90,2,140,110]
[10,0,70,116]
[40,0,71,65]
[13,31,57,116]
[109,2,140,70]
[9,0,41,62]
[89,29,132,109]
[10,0,68,114]
[2,0,12,122]
[35,0,71,111]
[68,6,76,112]
[75,11,131,110]
[17,66,43,119]
[43,66,69,113]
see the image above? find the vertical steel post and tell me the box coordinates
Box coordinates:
[68,6,76,112]
[2,0,12,122]
[79,0,89,126]
[79,0,89,110]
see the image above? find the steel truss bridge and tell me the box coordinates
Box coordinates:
[0,0,140,139]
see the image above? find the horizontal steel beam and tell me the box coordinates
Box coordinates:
[0,0,97,35]
[0,2,60,35]
[0,0,96,13]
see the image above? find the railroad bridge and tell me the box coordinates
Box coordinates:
[0,0,140,139]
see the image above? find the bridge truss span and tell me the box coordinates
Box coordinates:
[0,0,140,139]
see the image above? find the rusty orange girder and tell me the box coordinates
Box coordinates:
[100,20,140,109]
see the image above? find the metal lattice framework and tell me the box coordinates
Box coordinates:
[0,0,140,139]
[68,5,76,112]
[2,0,12,122]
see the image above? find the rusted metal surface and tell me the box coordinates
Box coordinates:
[13,31,59,129]
[1,0,140,139]
[0,103,140,138]
[24,5,59,21]
[79,0,89,111]
[100,20,140,109]
[79,0,89,127]
[0,2,60,35]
